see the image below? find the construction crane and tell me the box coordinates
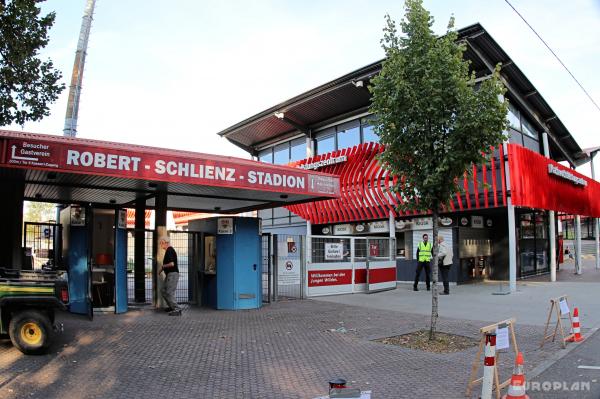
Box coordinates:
[63,0,96,137]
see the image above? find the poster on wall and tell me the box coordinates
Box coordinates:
[278,258,301,286]
[117,209,127,229]
[217,218,234,234]
[324,243,344,260]
[369,220,389,233]
[70,206,86,226]
[471,216,484,229]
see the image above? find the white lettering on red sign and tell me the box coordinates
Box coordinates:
[67,150,141,172]
[247,171,305,189]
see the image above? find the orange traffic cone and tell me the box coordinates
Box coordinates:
[502,352,529,399]
[567,307,584,342]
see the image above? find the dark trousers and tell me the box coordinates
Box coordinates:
[440,265,451,293]
[414,261,431,289]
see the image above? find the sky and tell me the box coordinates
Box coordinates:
[6,0,600,176]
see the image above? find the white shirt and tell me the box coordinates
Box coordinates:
[438,242,453,266]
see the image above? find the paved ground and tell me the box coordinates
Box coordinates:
[0,298,574,399]
[317,271,600,329]
[529,329,600,398]
[3,259,598,399]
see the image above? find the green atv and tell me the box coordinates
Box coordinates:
[0,268,70,355]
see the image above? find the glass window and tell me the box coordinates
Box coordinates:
[507,103,521,131]
[508,129,523,146]
[273,143,290,165]
[316,133,335,155]
[290,138,306,162]
[258,149,273,164]
[337,121,360,150]
[362,122,379,143]
[523,135,540,153]
[521,118,538,139]
[362,117,379,143]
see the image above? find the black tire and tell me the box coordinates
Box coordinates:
[8,310,53,355]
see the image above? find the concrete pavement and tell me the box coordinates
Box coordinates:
[0,299,567,399]
[529,328,600,398]
[315,259,600,329]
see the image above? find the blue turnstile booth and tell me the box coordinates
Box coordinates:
[189,217,261,310]
[60,205,128,316]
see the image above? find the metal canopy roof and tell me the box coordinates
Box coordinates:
[218,23,588,166]
[0,130,339,213]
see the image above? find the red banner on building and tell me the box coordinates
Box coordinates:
[2,134,339,197]
[508,144,600,217]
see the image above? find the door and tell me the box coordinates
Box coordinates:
[234,218,261,309]
[61,206,93,319]
[114,210,128,313]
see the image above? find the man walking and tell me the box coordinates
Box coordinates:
[159,236,181,316]
[437,236,453,295]
[414,233,432,291]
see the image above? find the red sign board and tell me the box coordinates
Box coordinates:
[308,269,352,287]
[508,144,600,217]
[3,136,339,197]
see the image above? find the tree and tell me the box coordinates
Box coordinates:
[24,201,56,222]
[0,0,65,126]
[369,0,508,339]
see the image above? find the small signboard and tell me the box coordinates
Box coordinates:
[325,243,344,260]
[70,206,86,226]
[471,215,484,228]
[278,258,301,286]
[117,209,127,229]
[369,220,389,233]
[496,323,510,350]
[559,297,570,315]
[217,218,234,234]
[333,224,352,235]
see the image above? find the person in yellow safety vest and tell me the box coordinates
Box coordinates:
[414,233,432,291]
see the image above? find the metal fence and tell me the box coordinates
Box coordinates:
[126,229,154,304]
[273,234,305,300]
[308,235,396,295]
[23,222,61,270]
[167,231,194,304]
[126,230,194,305]
[261,233,272,303]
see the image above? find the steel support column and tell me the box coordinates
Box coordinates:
[508,199,517,292]
[591,153,600,270]
[134,200,146,302]
[575,215,582,275]
[154,192,168,307]
[543,132,557,282]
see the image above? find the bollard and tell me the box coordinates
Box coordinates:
[329,378,347,391]
[481,332,497,399]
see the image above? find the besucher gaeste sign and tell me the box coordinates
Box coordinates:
[4,137,339,196]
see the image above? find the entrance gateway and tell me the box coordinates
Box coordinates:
[1,130,340,315]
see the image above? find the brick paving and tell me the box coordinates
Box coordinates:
[0,299,573,399]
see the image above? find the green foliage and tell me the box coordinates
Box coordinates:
[0,0,65,126]
[24,201,56,222]
[369,0,508,213]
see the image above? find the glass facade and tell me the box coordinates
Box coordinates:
[518,211,549,276]
[258,114,380,164]
[506,102,541,154]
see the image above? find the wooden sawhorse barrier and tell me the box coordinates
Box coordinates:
[466,318,518,399]
[540,295,574,349]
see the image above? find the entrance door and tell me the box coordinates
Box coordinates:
[60,206,93,318]
[234,218,261,309]
[114,210,127,313]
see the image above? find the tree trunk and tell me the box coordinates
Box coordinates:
[429,206,439,341]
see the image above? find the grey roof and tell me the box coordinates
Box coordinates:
[217,23,588,166]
